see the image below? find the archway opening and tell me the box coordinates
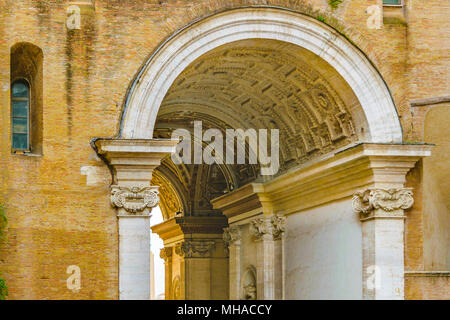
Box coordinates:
[152,38,370,219]
[149,38,374,300]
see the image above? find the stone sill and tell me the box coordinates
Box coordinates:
[11,152,42,157]
[405,271,450,277]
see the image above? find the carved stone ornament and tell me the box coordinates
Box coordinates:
[223,226,241,249]
[111,185,159,215]
[249,217,272,241]
[243,284,256,300]
[175,240,216,258]
[271,214,286,240]
[250,215,286,241]
[352,188,414,220]
[160,247,173,261]
[241,266,257,300]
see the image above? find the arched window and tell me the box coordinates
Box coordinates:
[10,42,43,154]
[11,80,30,151]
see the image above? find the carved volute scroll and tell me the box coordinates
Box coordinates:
[110,185,160,216]
[352,188,414,220]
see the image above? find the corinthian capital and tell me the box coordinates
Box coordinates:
[111,185,159,216]
[352,188,414,220]
[223,226,241,253]
[250,217,272,241]
[159,247,173,261]
[271,214,286,240]
[250,214,286,241]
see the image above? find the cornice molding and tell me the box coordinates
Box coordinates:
[151,216,228,241]
[93,138,179,185]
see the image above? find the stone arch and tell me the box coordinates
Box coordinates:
[120,7,402,143]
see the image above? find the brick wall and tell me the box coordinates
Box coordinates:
[405,273,450,300]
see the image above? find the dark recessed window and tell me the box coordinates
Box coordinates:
[11,80,30,151]
[11,42,43,155]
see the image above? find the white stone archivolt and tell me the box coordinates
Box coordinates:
[121,7,402,143]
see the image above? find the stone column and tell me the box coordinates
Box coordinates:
[250,214,286,300]
[353,188,414,300]
[95,138,178,300]
[272,214,286,300]
[111,186,159,299]
[223,226,241,300]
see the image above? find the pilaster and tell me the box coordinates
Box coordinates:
[353,188,414,300]
[152,216,229,300]
[249,215,286,300]
[94,138,178,300]
[223,226,241,299]
[160,247,173,300]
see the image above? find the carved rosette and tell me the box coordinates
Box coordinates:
[250,214,286,241]
[111,185,159,216]
[352,188,414,220]
[159,247,173,262]
[175,240,216,258]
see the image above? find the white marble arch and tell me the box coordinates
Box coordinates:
[120,7,402,143]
